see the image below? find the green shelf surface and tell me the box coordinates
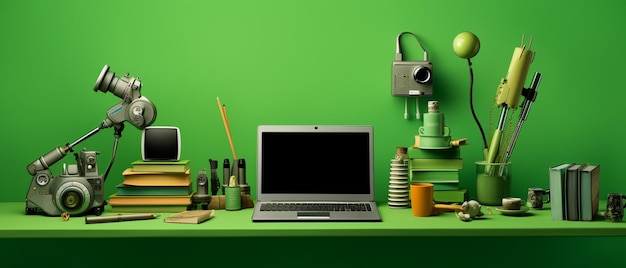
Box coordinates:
[2,201,625,238]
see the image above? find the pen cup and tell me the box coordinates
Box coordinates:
[225,186,242,211]
[476,161,511,206]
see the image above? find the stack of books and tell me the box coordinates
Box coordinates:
[548,163,600,221]
[407,147,467,203]
[109,160,195,213]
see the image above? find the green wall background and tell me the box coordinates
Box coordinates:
[1,0,625,204]
[2,1,626,267]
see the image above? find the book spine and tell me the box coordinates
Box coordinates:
[591,166,600,218]
[407,147,461,159]
[431,183,460,191]
[433,189,468,203]
[580,169,592,221]
[108,192,195,205]
[122,171,192,187]
[116,185,192,196]
[109,198,192,205]
[409,158,463,170]
[548,168,564,221]
[131,165,189,173]
[110,205,191,213]
[130,160,190,173]
[565,165,582,221]
[410,170,459,183]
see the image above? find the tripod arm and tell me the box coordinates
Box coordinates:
[26,123,109,176]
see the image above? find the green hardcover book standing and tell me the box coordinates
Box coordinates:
[565,164,585,221]
[548,163,572,220]
[580,164,600,221]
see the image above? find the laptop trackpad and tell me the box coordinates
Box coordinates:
[297,211,330,219]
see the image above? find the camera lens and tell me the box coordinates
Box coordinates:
[413,66,432,84]
[94,65,142,99]
[62,190,84,209]
[56,181,92,214]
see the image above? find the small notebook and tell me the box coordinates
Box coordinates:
[252,125,381,222]
[164,210,214,224]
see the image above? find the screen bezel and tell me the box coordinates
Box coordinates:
[256,125,374,202]
[141,126,181,162]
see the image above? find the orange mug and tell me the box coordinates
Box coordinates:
[410,183,434,217]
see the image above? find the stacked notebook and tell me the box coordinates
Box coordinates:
[109,160,195,213]
[407,147,467,203]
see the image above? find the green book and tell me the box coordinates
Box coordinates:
[407,147,460,159]
[131,159,191,173]
[409,158,463,170]
[115,183,192,196]
[565,164,585,221]
[431,182,460,191]
[580,164,600,221]
[109,204,191,213]
[434,189,468,203]
[108,191,195,206]
[563,164,584,221]
[410,170,459,183]
[548,163,571,220]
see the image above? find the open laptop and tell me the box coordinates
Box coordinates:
[252,125,381,222]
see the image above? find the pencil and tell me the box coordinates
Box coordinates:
[85,213,158,224]
[216,97,237,159]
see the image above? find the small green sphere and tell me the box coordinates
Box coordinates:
[453,32,480,59]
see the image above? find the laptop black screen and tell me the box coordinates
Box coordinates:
[261,132,371,194]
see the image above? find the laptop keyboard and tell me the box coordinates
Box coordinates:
[260,203,372,212]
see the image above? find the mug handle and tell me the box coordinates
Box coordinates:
[622,195,626,208]
[544,189,550,203]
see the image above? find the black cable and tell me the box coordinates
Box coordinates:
[468,58,488,149]
[103,136,119,183]
[103,124,124,183]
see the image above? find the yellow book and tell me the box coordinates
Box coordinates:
[131,160,191,173]
[122,168,191,187]
[108,191,195,206]
[164,210,215,224]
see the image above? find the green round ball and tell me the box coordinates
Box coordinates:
[453,32,480,59]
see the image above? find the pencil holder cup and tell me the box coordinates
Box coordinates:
[476,161,511,206]
[225,186,242,211]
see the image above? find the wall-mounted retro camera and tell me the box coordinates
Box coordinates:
[25,149,106,216]
[392,32,433,97]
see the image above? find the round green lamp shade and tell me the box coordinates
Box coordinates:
[453,32,480,59]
